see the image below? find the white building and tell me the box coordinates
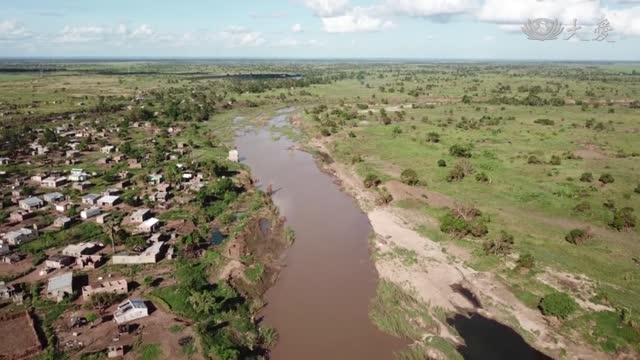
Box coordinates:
[42,176,67,188]
[97,195,120,207]
[113,299,149,324]
[47,272,73,302]
[138,218,160,233]
[112,241,165,265]
[2,227,38,245]
[81,207,101,220]
[18,197,44,212]
[43,192,64,203]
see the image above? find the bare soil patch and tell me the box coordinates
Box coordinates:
[0,311,42,359]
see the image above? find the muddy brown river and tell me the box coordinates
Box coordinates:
[235,111,406,359]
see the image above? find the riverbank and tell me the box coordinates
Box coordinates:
[303,131,609,359]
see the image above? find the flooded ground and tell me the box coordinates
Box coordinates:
[235,112,406,359]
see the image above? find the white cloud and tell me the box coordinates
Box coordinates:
[388,0,479,17]
[0,20,31,41]
[476,0,603,25]
[273,37,321,47]
[291,23,303,33]
[54,23,158,43]
[304,0,350,17]
[220,26,265,47]
[604,6,640,36]
[321,11,393,33]
[483,35,496,41]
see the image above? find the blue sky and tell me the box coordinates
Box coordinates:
[1,0,640,60]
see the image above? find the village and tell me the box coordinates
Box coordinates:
[0,111,251,359]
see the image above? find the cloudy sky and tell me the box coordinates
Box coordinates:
[1,0,640,60]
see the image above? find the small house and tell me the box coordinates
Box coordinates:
[9,210,34,223]
[147,174,163,185]
[19,197,44,212]
[82,279,128,300]
[128,159,143,169]
[77,254,105,269]
[81,207,101,220]
[45,254,74,269]
[72,181,93,191]
[101,145,116,154]
[54,202,73,213]
[43,192,65,203]
[96,213,111,225]
[2,227,38,245]
[82,194,100,205]
[0,157,10,165]
[53,216,73,229]
[113,299,149,324]
[46,272,73,302]
[130,209,151,224]
[62,242,101,257]
[112,242,165,265]
[108,345,125,358]
[152,192,168,204]
[97,195,120,207]
[138,218,160,233]
[68,169,88,182]
[42,176,67,188]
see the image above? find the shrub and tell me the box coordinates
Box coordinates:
[550,155,562,165]
[475,172,489,183]
[447,160,474,182]
[565,228,592,245]
[426,132,440,143]
[375,187,393,205]
[437,159,447,167]
[447,165,465,182]
[440,205,487,238]
[534,118,555,126]
[599,173,615,184]
[539,292,578,319]
[635,184,640,194]
[320,128,331,137]
[400,169,420,186]
[364,174,381,188]
[573,202,591,213]
[579,172,593,182]
[449,144,472,158]
[516,253,535,270]
[348,131,356,138]
[609,207,636,231]
[527,155,542,164]
[483,231,514,256]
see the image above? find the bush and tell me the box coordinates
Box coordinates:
[573,202,591,213]
[609,207,636,231]
[437,159,447,167]
[400,169,420,186]
[579,172,593,182]
[534,118,555,126]
[550,155,562,165]
[527,155,542,164]
[539,292,578,319]
[447,165,465,182]
[440,206,487,238]
[375,187,393,205]
[635,184,640,194]
[320,128,331,137]
[364,174,381,188]
[516,253,535,270]
[565,228,592,245]
[449,144,472,158]
[599,173,615,184]
[426,132,440,143]
[483,231,514,256]
[348,131,356,138]
[475,172,489,183]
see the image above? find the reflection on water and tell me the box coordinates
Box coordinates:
[447,313,552,360]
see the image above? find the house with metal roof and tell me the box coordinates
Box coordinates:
[113,298,149,324]
[46,272,73,302]
[18,197,44,212]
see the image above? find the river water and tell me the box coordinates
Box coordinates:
[235,112,406,359]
